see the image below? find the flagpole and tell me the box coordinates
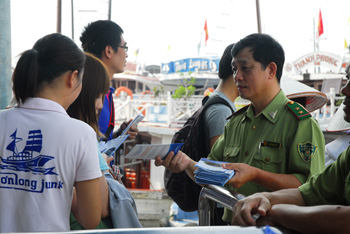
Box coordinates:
[198,32,203,56]
[255,0,262,33]
[313,17,316,73]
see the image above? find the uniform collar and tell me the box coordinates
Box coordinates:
[244,90,288,124]
[17,97,68,116]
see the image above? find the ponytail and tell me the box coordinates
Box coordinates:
[12,33,85,104]
[12,49,39,104]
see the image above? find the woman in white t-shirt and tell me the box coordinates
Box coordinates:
[0,33,103,232]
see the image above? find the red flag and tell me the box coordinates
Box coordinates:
[204,19,209,46]
[318,9,324,37]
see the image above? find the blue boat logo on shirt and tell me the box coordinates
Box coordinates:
[0,129,57,175]
[0,129,63,193]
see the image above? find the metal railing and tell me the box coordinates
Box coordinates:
[198,185,246,226]
[113,89,344,130]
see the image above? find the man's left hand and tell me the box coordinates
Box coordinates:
[118,119,139,140]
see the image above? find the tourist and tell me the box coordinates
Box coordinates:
[0,33,103,232]
[155,33,325,223]
[67,53,141,229]
[80,20,138,141]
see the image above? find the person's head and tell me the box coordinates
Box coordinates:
[231,33,284,102]
[80,20,128,76]
[219,43,235,80]
[67,53,110,134]
[12,33,85,105]
[341,65,350,122]
[232,33,284,81]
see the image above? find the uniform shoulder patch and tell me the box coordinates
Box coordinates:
[286,101,311,120]
[226,104,250,120]
[297,141,317,162]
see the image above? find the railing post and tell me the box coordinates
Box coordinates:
[167,92,172,126]
[329,87,335,118]
[127,96,132,120]
[198,189,211,226]
[198,185,259,226]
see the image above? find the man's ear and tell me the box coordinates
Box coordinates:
[267,62,277,80]
[103,45,112,59]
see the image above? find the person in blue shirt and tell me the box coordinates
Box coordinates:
[80,20,138,141]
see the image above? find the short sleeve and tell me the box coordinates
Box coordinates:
[299,148,350,206]
[75,130,102,182]
[288,117,325,183]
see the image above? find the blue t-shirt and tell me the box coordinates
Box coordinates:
[99,87,115,140]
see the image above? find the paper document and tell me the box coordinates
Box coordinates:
[99,134,129,156]
[121,114,144,136]
[194,158,235,186]
[125,143,184,160]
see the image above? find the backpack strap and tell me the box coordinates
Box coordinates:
[103,90,115,141]
[202,95,235,114]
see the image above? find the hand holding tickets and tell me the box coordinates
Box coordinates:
[99,134,129,156]
[121,114,144,136]
[125,143,184,160]
[194,158,235,186]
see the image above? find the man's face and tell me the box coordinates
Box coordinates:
[110,34,128,74]
[231,47,270,102]
[341,68,350,122]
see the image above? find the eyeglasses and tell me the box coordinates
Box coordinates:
[118,45,128,52]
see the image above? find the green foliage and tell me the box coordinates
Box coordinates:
[153,86,165,98]
[172,72,196,99]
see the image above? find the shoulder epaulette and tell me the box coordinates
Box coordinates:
[226,104,250,120]
[286,101,311,120]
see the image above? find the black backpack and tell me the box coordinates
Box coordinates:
[164,95,234,211]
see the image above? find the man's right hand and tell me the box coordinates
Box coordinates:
[231,193,272,226]
[154,150,193,173]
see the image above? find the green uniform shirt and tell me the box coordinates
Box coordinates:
[299,146,350,206]
[208,90,325,222]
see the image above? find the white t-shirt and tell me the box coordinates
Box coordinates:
[0,98,102,232]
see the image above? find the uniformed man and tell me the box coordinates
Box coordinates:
[231,65,350,234]
[155,33,325,224]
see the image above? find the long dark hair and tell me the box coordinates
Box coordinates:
[67,52,110,135]
[12,33,85,104]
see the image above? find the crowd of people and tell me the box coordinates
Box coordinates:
[0,19,349,233]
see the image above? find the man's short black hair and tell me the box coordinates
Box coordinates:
[231,33,285,82]
[80,20,124,59]
[218,43,235,80]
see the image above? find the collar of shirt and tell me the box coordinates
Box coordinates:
[16,97,68,116]
[244,90,289,124]
[109,86,115,93]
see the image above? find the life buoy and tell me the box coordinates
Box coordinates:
[138,90,153,116]
[204,87,214,97]
[115,86,133,99]
[141,90,153,97]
